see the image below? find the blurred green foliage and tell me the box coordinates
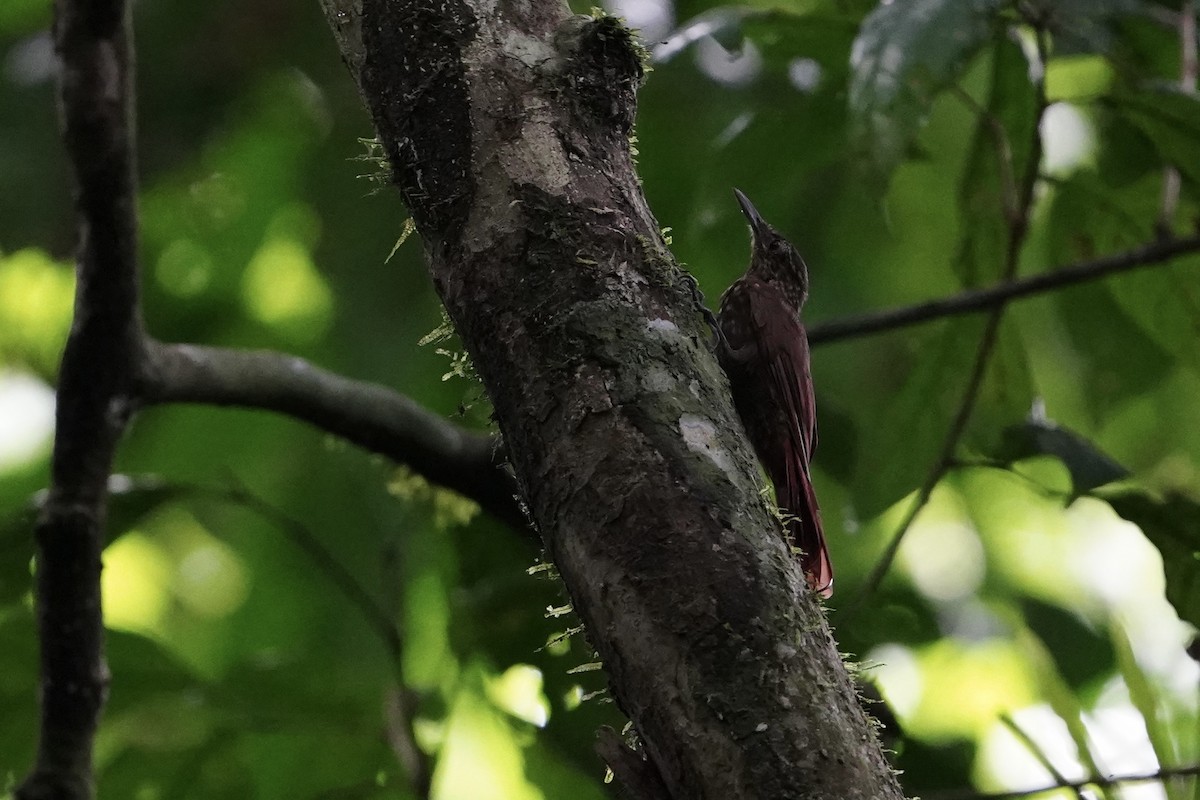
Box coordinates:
[2,0,1200,797]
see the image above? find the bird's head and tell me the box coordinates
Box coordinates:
[734,188,810,310]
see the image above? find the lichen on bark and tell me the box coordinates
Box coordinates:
[323,2,905,797]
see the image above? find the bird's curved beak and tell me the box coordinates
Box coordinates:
[733,187,769,239]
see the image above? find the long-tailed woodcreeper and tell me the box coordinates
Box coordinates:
[717,189,833,597]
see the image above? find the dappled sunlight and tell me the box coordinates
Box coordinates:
[880,465,1198,794]
[146,508,251,622]
[166,511,251,620]
[1066,497,1162,610]
[562,684,585,712]
[958,466,1082,608]
[694,37,761,87]
[486,665,550,728]
[0,370,53,470]
[102,533,174,634]
[433,687,543,800]
[5,0,1199,796]
[404,570,453,691]
[900,485,985,602]
[241,234,332,342]
[905,639,1038,741]
[1111,604,1199,705]
[977,706,1087,795]
[102,509,251,636]
[1042,103,1097,176]
[977,704,1164,800]
[0,249,74,375]
[1045,55,1114,103]
[865,643,922,720]
[155,238,215,298]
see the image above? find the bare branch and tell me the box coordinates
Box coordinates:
[141,341,527,531]
[808,234,1200,346]
[19,0,140,797]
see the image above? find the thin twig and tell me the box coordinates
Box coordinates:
[807,234,1200,345]
[999,714,1088,800]
[221,480,404,661]
[847,24,1051,610]
[947,83,1020,221]
[1038,173,1146,239]
[213,480,434,799]
[843,308,1002,615]
[925,764,1200,800]
[385,686,433,799]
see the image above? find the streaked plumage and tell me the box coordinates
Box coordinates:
[717,189,832,597]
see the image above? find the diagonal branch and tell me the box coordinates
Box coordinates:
[213,481,433,798]
[808,233,1200,346]
[140,341,526,530]
[998,714,1087,800]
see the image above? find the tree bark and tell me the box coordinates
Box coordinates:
[17,0,140,797]
[319,1,905,797]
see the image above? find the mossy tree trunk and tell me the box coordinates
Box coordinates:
[320,1,905,798]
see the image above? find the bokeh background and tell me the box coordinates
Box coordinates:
[2,0,1199,797]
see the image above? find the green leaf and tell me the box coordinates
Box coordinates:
[853,321,982,515]
[1045,55,1114,103]
[739,10,857,81]
[953,38,1037,286]
[1055,282,1175,422]
[0,505,35,606]
[1020,599,1114,692]
[998,415,1130,493]
[0,0,50,36]
[1110,619,1185,800]
[970,317,1036,457]
[1103,489,1200,628]
[848,0,1004,184]
[1016,624,1116,800]
[1112,87,1200,190]
[105,630,203,712]
[105,475,190,535]
[0,475,187,607]
[829,585,941,651]
[895,738,975,795]
[0,609,38,780]
[1029,0,1144,57]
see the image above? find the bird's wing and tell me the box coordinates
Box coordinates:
[744,280,832,597]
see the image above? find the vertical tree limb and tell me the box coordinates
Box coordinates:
[17,0,143,798]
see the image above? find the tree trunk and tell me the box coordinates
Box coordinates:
[320,1,905,797]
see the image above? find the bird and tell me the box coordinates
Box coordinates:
[716,188,833,597]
